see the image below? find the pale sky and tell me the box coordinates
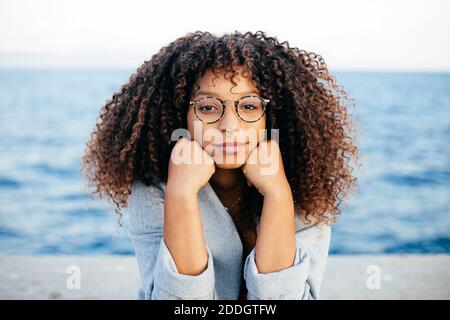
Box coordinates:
[0,0,449,71]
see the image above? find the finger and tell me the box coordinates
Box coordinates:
[203,143,217,165]
[204,143,216,158]
[245,142,259,164]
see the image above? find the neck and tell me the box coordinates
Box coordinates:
[210,168,245,194]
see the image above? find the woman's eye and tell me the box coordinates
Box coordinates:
[199,105,217,112]
[242,104,256,110]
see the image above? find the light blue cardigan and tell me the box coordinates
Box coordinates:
[124,180,331,300]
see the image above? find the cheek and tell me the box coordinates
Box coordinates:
[253,115,267,143]
[237,117,266,152]
[186,110,201,140]
[187,112,219,147]
[186,109,195,135]
[259,114,267,136]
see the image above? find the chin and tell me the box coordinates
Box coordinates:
[214,162,245,170]
[213,151,247,169]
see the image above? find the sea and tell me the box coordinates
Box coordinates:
[0,69,449,254]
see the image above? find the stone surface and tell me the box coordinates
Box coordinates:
[0,254,448,300]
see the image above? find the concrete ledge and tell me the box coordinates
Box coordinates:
[0,255,448,300]
[320,254,449,299]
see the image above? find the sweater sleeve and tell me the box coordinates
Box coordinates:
[243,220,331,300]
[125,181,216,300]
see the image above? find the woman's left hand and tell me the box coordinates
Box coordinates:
[242,140,290,197]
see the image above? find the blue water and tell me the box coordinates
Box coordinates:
[0,69,449,255]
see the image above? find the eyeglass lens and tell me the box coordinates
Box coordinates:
[194,96,265,123]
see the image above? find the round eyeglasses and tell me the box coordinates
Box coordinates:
[189,95,270,124]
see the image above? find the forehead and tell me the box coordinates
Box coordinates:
[193,68,260,98]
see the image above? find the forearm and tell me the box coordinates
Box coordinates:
[255,181,297,273]
[163,185,208,276]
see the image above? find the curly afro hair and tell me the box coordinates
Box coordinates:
[81,30,359,229]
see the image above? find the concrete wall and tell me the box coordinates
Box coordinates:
[0,254,448,300]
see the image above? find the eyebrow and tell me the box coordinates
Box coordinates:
[194,90,260,97]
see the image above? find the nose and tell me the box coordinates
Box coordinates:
[218,102,241,134]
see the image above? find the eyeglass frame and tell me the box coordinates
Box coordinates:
[189,95,270,124]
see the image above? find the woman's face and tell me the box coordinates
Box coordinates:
[187,68,267,169]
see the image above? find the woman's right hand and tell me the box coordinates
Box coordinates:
[166,137,216,196]
[164,137,214,276]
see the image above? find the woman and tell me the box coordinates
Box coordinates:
[82,31,358,300]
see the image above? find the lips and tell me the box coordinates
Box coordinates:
[213,141,248,154]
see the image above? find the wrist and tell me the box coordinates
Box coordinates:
[166,181,199,200]
[263,179,292,200]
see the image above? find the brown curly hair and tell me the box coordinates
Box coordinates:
[81,30,359,229]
